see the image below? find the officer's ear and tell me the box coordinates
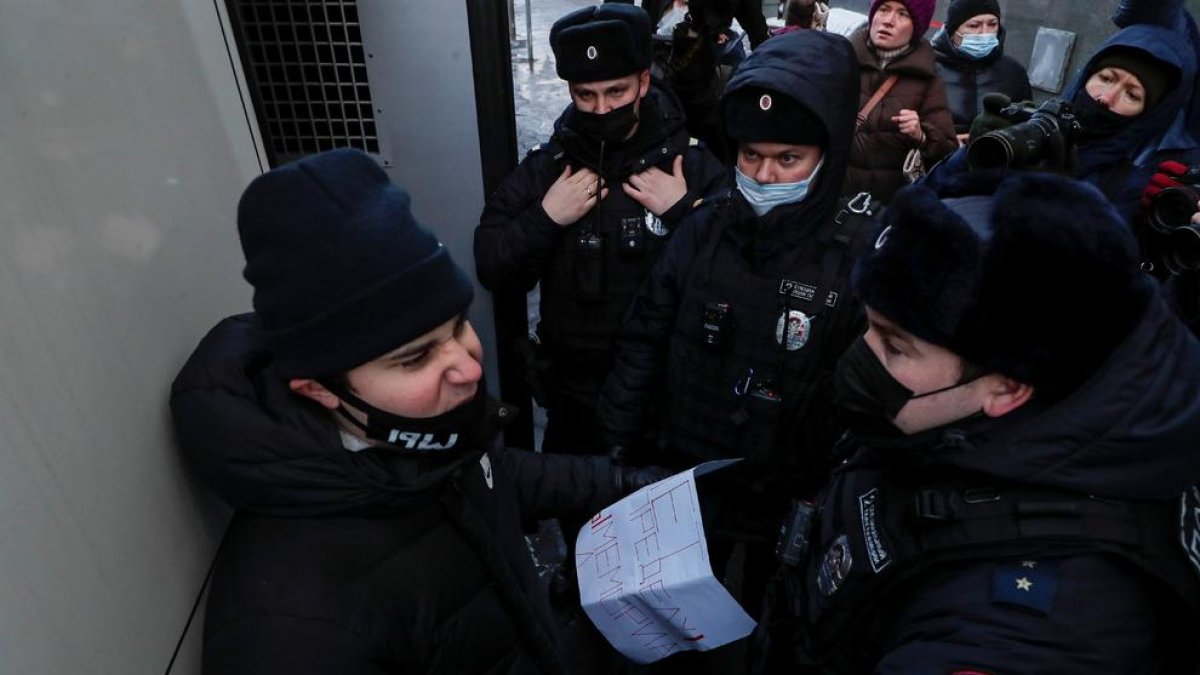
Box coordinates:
[290,378,340,410]
[637,68,651,99]
[979,374,1035,418]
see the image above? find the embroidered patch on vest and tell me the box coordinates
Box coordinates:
[776,309,812,351]
[479,453,494,490]
[816,534,853,596]
[644,209,668,237]
[778,279,838,308]
[990,560,1057,615]
[1180,485,1200,576]
[858,488,891,572]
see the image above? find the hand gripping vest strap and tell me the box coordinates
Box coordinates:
[802,469,1200,671]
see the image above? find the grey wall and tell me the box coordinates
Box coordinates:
[835,0,1200,93]
[0,1,262,673]
[0,1,495,672]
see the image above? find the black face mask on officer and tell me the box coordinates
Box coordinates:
[572,97,640,143]
[834,337,984,438]
[320,376,492,453]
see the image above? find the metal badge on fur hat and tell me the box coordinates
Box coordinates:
[550,4,652,83]
[723,85,828,146]
[854,172,1152,399]
[238,148,475,379]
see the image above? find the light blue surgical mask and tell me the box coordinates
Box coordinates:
[735,158,824,217]
[958,33,1000,59]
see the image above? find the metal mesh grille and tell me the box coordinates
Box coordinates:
[228,0,379,164]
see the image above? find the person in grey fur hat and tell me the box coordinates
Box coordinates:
[755,170,1200,674]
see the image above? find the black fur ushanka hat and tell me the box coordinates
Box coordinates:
[853,171,1153,399]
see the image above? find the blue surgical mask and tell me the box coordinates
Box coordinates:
[735,158,824,217]
[958,33,999,59]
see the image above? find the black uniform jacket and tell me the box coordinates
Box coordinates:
[804,296,1200,674]
[170,314,622,675]
[596,31,866,492]
[931,26,1032,134]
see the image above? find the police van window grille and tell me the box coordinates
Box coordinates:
[228,0,379,165]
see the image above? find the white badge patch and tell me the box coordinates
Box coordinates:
[859,488,891,573]
[644,209,668,237]
[875,225,891,250]
[776,309,812,351]
[816,534,853,596]
[480,453,494,490]
[586,45,598,60]
[759,94,773,111]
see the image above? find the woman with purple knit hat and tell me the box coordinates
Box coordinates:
[842,0,957,204]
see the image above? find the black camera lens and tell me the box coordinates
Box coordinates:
[1165,224,1200,273]
[1149,186,1200,234]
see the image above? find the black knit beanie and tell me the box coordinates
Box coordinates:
[723,85,828,147]
[551,4,652,83]
[238,148,475,379]
[1088,47,1176,113]
[945,0,1001,35]
[852,172,1152,400]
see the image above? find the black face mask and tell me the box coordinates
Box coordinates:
[572,97,640,143]
[1071,88,1137,141]
[320,377,492,453]
[833,337,981,438]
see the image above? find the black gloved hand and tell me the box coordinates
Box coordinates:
[968,93,1036,143]
[613,463,675,495]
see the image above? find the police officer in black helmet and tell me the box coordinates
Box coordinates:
[760,171,1200,673]
[475,4,725,463]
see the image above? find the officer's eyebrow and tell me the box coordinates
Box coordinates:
[379,313,469,363]
[868,316,917,350]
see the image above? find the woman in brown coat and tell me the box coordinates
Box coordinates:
[843,0,957,203]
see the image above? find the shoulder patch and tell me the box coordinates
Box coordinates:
[990,559,1058,615]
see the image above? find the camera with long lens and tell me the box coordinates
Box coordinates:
[967,99,1080,171]
[1145,169,1200,274]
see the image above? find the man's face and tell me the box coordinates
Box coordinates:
[569,70,650,114]
[737,142,824,184]
[292,315,483,424]
[863,308,994,434]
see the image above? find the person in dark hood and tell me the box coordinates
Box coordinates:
[931,0,1032,145]
[595,31,870,671]
[766,171,1200,673]
[474,4,725,463]
[171,148,665,675]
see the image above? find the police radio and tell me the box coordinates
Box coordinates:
[701,301,732,348]
[574,230,606,300]
[619,217,645,255]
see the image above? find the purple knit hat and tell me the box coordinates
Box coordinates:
[869,0,936,43]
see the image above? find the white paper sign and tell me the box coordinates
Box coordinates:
[575,460,756,664]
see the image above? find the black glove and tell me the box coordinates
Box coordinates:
[613,463,675,495]
[968,93,1035,142]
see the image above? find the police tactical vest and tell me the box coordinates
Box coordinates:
[801,453,1200,673]
[538,138,688,354]
[664,195,877,471]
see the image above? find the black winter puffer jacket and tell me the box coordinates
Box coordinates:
[171,314,621,675]
[931,27,1032,134]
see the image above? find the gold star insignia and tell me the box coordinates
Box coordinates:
[1016,577,1033,591]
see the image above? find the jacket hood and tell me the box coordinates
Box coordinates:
[939,296,1200,500]
[721,30,861,235]
[931,25,1008,68]
[170,314,479,516]
[1065,23,1199,173]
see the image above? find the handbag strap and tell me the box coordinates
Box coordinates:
[856,74,900,130]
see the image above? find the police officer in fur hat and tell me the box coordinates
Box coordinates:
[171,148,666,675]
[475,4,725,462]
[760,171,1200,673]
[596,30,870,672]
